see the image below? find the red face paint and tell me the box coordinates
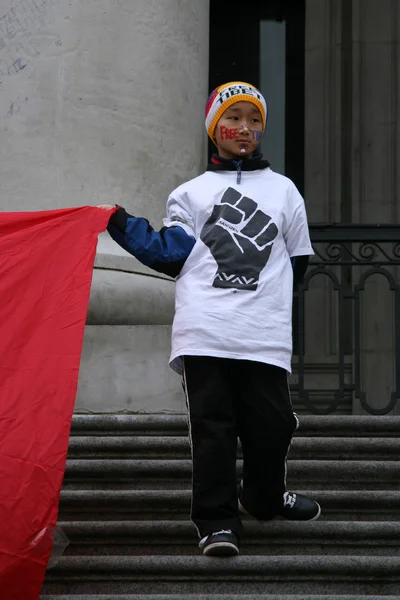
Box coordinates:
[219,125,239,140]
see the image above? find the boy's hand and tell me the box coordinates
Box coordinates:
[200,187,278,291]
[97,204,115,210]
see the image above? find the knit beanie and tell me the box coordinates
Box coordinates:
[205,81,267,141]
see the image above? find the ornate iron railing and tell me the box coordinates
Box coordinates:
[291,225,400,415]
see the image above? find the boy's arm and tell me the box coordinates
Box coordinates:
[106,202,196,278]
[284,184,314,286]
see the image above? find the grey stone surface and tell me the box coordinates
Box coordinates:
[45,553,400,574]
[58,517,400,539]
[0,0,209,415]
[58,488,400,510]
[63,457,400,485]
[66,434,400,460]
[351,0,400,224]
[67,435,190,456]
[64,458,192,477]
[57,488,400,522]
[0,0,209,221]
[41,555,400,595]
[304,0,400,415]
[53,520,400,557]
[75,325,185,414]
[71,413,188,432]
[304,0,400,221]
[305,0,342,223]
[69,413,400,434]
[87,268,175,326]
[44,415,400,596]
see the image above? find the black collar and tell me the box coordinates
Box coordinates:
[207,153,270,172]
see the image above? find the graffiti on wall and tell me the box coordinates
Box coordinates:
[0,0,61,77]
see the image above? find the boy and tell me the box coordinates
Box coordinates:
[99,81,320,557]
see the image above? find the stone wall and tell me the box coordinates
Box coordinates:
[304,0,400,414]
[0,0,210,412]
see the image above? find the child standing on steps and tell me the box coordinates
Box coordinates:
[98,81,321,557]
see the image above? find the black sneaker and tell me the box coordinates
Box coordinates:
[278,491,321,521]
[199,529,239,556]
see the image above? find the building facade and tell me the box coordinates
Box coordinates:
[0,0,399,414]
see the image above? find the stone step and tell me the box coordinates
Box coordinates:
[70,415,400,437]
[58,489,400,521]
[40,555,400,595]
[50,417,400,597]
[57,520,400,556]
[67,435,400,460]
[63,459,400,490]
[40,596,400,600]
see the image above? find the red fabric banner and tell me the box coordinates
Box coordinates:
[0,206,114,599]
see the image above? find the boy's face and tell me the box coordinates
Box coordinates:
[213,101,263,159]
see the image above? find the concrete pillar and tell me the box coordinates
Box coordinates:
[301,0,346,414]
[305,0,342,224]
[351,0,400,415]
[0,0,210,412]
[304,0,400,415]
[0,0,209,219]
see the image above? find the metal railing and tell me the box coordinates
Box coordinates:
[291,225,400,415]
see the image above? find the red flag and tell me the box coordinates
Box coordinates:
[0,206,115,599]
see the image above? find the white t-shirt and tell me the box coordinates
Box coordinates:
[163,167,313,374]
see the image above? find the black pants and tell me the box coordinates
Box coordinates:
[183,356,298,539]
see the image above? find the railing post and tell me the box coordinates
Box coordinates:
[292,225,400,415]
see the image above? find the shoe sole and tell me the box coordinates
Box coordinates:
[202,542,239,557]
[308,501,322,521]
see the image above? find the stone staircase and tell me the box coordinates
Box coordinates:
[40,415,400,599]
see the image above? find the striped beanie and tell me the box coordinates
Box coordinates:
[205,81,267,141]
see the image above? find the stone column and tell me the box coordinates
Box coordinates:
[304,0,400,414]
[0,0,210,412]
[351,0,400,414]
[300,0,347,414]
[305,0,343,224]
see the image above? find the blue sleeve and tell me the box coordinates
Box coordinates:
[107,207,196,278]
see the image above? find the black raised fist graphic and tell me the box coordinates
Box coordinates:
[200,187,278,290]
